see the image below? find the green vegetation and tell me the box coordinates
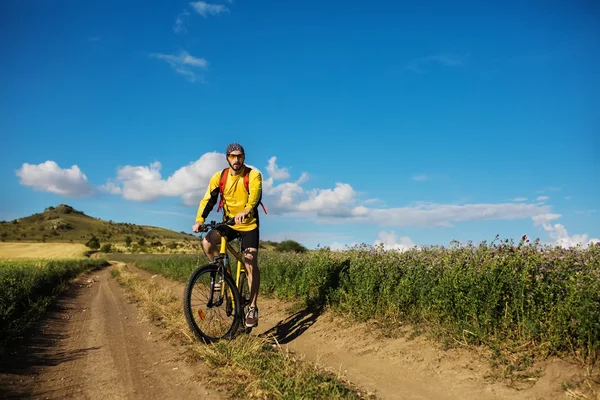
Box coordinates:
[0,204,199,246]
[112,236,600,369]
[86,235,100,250]
[260,239,307,253]
[0,258,109,354]
[111,263,370,399]
[275,239,308,253]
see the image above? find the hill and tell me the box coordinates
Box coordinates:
[0,204,198,246]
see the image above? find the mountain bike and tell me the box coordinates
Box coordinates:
[183,218,253,344]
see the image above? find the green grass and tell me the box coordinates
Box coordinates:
[0,203,199,245]
[0,258,109,354]
[111,263,371,399]
[110,236,600,369]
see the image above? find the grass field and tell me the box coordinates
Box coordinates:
[0,242,89,260]
[0,258,109,354]
[110,237,600,375]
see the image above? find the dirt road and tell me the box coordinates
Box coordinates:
[0,263,587,400]
[131,264,581,400]
[0,266,224,399]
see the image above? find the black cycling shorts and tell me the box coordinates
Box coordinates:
[210,226,259,251]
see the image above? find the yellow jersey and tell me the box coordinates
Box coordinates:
[195,166,263,232]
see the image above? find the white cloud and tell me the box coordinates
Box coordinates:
[98,181,121,194]
[190,1,229,17]
[536,196,550,202]
[412,174,428,181]
[101,152,554,229]
[266,156,290,180]
[16,161,93,197]
[361,202,550,228]
[532,214,598,248]
[174,10,191,33]
[532,213,561,226]
[109,152,228,205]
[575,209,596,216]
[295,183,357,216]
[262,231,351,246]
[329,241,359,251]
[513,197,528,202]
[407,53,469,74]
[374,231,417,252]
[150,50,208,82]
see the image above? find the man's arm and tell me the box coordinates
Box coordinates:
[195,172,221,224]
[245,169,263,214]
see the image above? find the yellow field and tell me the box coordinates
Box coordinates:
[0,243,88,260]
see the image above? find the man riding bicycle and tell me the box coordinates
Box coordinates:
[192,143,263,328]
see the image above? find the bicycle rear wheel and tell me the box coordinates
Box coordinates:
[183,263,243,343]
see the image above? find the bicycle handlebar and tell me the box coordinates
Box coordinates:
[195,217,236,233]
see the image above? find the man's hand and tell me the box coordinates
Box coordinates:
[192,222,203,233]
[234,210,250,225]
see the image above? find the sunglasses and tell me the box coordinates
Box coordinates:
[227,153,244,160]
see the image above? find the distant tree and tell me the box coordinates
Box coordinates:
[125,236,132,247]
[86,235,100,250]
[138,237,146,246]
[151,240,163,247]
[100,243,112,253]
[276,240,308,253]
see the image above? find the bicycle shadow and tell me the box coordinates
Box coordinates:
[258,306,323,345]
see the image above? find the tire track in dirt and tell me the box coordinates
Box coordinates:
[0,264,225,399]
[130,263,579,400]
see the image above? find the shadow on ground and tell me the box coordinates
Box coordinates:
[259,306,323,345]
[0,273,102,399]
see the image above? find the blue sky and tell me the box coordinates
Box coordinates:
[1,0,599,250]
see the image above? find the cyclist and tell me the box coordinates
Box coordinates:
[192,143,263,328]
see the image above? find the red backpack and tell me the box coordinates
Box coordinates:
[216,167,267,215]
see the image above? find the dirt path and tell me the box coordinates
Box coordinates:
[0,265,225,400]
[0,263,587,400]
[130,264,584,400]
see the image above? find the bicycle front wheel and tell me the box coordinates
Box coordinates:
[183,264,243,343]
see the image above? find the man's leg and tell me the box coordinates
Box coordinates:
[241,228,260,327]
[243,247,259,307]
[202,230,221,262]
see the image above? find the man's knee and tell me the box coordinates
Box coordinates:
[244,248,258,264]
[204,230,221,247]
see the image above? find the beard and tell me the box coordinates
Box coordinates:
[228,159,243,171]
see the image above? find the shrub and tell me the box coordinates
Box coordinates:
[86,235,100,250]
[100,243,112,253]
[276,240,308,253]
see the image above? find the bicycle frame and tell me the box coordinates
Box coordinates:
[210,231,247,315]
[221,235,247,292]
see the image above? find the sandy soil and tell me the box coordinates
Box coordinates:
[0,262,591,400]
[131,264,590,400]
[0,265,225,399]
[0,243,88,260]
